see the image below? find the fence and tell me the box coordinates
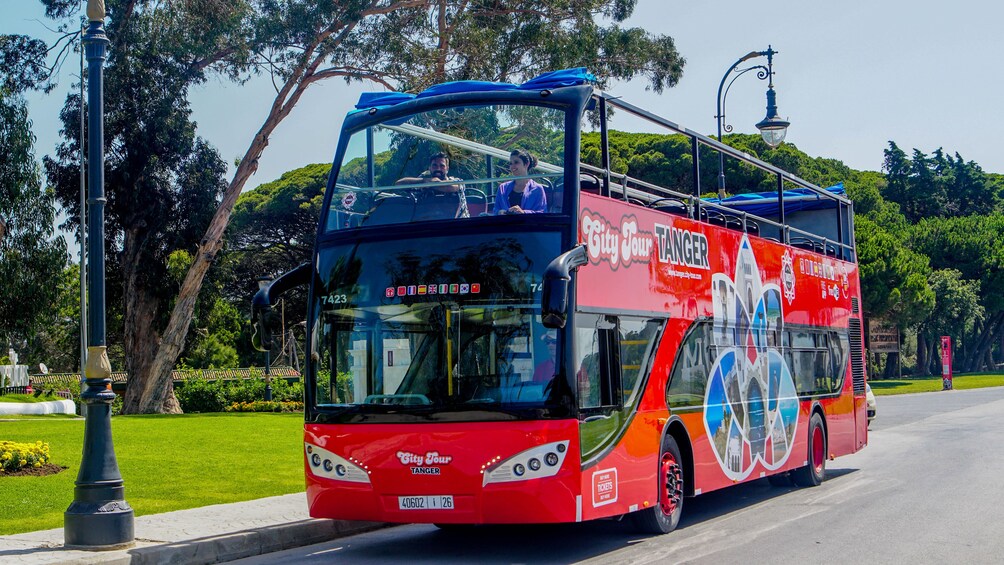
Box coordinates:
[26,367,301,394]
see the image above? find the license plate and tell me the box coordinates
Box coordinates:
[398,495,454,511]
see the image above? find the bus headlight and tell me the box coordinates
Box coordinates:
[483,440,569,486]
[304,442,371,484]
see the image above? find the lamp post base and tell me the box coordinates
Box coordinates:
[64,498,135,550]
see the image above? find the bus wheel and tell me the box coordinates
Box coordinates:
[792,412,826,487]
[633,436,684,534]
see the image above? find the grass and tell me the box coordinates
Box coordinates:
[0,394,68,404]
[0,413,304,535]
[869,372,1004,395]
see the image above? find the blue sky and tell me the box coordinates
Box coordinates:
[6,0,1002,200]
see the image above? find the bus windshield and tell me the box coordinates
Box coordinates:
[325,103,566,230]
[311,230,568,420]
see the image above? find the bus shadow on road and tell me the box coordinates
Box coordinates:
[351,471,861,564]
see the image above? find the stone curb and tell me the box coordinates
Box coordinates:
[8,520,387,565]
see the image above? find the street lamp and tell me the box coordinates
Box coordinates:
[64,0,135,550]
[258,277,273,401]
[715,45,790,197]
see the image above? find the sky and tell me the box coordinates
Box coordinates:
[5,0,1003,204]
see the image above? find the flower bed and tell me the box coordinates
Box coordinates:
[0,440,51,474]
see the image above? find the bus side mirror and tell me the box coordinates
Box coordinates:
[541,244,588,329]
[251,262,312,352]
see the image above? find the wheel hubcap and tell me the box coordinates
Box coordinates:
[660,452,683,516]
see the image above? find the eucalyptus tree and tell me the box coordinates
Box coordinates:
[40,0,684,413]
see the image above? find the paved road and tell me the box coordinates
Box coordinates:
[236,387,1004,564]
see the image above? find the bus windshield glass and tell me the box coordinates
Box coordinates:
[325,104,566,230]
[311,230,566,419]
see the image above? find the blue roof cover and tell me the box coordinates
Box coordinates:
[354,68,596,109]
[355,92,416,110]
[517,68,597,90]
[704,183,845,217]
[416,80,517,98]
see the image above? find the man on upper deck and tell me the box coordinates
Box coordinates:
[396,153,469,218]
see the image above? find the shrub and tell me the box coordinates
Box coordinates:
[176,376,305,413]
[0,440,51,473]
[224,401,303,413]
[175,376,227,413]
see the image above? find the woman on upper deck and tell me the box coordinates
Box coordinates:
[494,149,547,215]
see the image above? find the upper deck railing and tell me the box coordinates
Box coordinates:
[585,92,856,261]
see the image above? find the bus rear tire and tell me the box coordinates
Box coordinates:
[791,412,826,487]
[632,436,684,534]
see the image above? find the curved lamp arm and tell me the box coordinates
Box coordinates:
[252,262,312,351]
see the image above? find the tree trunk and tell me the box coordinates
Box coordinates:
[883,352,899,379]
[916,334,928,376]
[964,313,1003,373]
[119,227,182,414]
[131,133,270,413]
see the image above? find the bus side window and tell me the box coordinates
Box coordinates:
[667,322,713,409]
[574,314,620,409]
[619,317,663,407]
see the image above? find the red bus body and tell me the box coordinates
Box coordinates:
[304,191,867,525]
[288,75,868,528]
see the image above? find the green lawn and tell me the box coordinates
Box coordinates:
[0,394,68,403]
[869,373,1004,395]
[0,413,304,535]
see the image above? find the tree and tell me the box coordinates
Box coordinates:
[883,141,1000,222]
[912,214,1004,372]
[44,7,229,413]
[0,92,68,363]
[40,0,686,413]
[915,269,982,376]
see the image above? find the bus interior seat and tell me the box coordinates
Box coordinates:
[649,197,689,216]
[464,189,488,216]
[413,193,462,221]
[580,173,601,194]
[790,237,823,253]
[364,196,415,225]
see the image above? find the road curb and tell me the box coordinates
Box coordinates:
[22,520,388,565]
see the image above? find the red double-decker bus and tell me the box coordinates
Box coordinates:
[253,68,868,534]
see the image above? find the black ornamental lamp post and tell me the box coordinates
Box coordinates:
[258,277,273,401]
[715,45,790,198]
[64,0,135,550]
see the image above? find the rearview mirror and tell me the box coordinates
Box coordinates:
[541,244,588,329]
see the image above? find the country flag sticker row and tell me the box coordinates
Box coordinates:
[386,283,481,298]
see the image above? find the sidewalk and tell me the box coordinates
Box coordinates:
[0,494,386,564]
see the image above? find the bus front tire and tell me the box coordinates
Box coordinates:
[791,412,826,487]
[632,436,684,535]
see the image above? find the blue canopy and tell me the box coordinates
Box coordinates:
[517,68,597,90]
[703,183,846,217]
[355,92,416,110]
[355,67,596,109]
[416,81,517,99]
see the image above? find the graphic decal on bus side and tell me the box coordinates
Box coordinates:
[704,236,799,481]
